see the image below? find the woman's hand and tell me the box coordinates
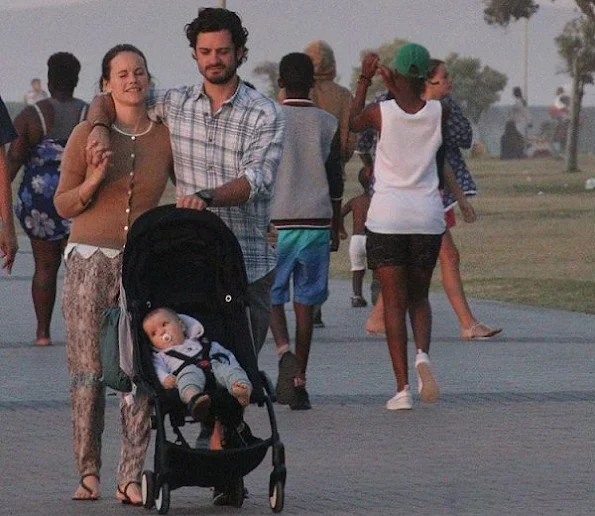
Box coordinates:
[86,126,111,167]
[459,200,477,223]
[85,141,111,185]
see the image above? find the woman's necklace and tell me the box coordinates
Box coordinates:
[112,120,153,138]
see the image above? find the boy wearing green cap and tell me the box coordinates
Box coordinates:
[348,43,470,411]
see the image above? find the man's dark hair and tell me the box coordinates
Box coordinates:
[279,53,314,92]
[513,86,526,106]
[185,8,249,65]
[47,52,81,93]
[99,44,151,92]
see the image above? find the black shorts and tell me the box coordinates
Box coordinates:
[365,229,443,270]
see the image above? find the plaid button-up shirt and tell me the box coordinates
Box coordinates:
[148,81,285,283]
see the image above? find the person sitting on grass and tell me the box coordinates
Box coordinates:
[340,167,371,307]
[143,307,252,448]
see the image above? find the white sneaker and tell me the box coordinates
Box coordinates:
[415,351,439,403]
[386,385,413,410]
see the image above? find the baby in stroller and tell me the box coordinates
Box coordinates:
[143,307,252,448]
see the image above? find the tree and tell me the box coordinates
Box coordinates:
[444,53,508,125]
[483,0,595,171]
[350,37,408,101]
[555,16,595,171]
[483,0,595,24]
[484,0,539,26]
[252,60,280,99]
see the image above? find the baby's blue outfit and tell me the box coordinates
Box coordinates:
[152,314,250,399]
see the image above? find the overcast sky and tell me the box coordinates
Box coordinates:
[0,0,588,106]
[0,0,578,11]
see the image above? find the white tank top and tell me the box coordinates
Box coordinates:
[366,99,445,235]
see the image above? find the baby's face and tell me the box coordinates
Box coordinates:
[143,311,185,349]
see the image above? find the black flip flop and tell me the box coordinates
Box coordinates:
[72,474,99,501]
[117,481,143,506]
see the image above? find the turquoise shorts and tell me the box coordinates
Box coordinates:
[271,228,330,306]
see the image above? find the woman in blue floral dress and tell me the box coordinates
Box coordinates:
[7,52,87,346]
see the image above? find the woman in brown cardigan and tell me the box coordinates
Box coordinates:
[55,44,173,505]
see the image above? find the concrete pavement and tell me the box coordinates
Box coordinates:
[1,236,594,515]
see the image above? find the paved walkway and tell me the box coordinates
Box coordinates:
[1,237,594,515]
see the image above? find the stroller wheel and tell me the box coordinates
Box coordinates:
[269,479,285,513]
[141,470,155,508]
[155,482,170,515]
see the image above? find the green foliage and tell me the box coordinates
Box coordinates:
[350,37,408,101]
[555,16,595,85]
[575,0,595,21]
[483,0,539,26]
[445,53,508,124]
[554,16,595,171]
[252,60,280,99]
[483,0,595,25]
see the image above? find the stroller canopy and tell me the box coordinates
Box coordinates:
[122,205,248,311]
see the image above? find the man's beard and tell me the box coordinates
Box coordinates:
[204,64,238,85]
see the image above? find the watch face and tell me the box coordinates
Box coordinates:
[198,190,213,205]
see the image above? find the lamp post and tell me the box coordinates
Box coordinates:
[523,18,529,103]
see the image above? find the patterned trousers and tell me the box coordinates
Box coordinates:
[62,250,150,486]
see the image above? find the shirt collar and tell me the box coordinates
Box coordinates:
[282,98,314,107]
[194,78,244,106]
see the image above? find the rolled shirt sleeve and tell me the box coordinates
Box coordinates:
[241,102,285,202]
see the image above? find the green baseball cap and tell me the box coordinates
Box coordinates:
[394,43,430,79]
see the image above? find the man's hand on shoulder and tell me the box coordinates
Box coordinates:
[86,125,111,167]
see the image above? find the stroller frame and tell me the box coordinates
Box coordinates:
[122,205,286,514]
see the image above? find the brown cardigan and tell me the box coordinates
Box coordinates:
[55,121,173,249]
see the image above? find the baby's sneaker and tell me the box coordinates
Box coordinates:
[386,385,413,410]
[231,381,252,408]
[415,351,439,403]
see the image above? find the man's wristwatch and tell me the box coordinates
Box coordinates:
[195,189,214,207]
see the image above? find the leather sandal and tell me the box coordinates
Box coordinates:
[461,322,503,340]
[72,474,99,501]
[116,481,143,506]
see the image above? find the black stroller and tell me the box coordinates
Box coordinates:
[121,205,286,514]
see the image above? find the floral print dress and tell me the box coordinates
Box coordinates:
[15,103,85,240]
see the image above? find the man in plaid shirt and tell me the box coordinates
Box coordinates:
[87,8,285,355]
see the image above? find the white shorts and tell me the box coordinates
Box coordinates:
[349,234,367,271]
